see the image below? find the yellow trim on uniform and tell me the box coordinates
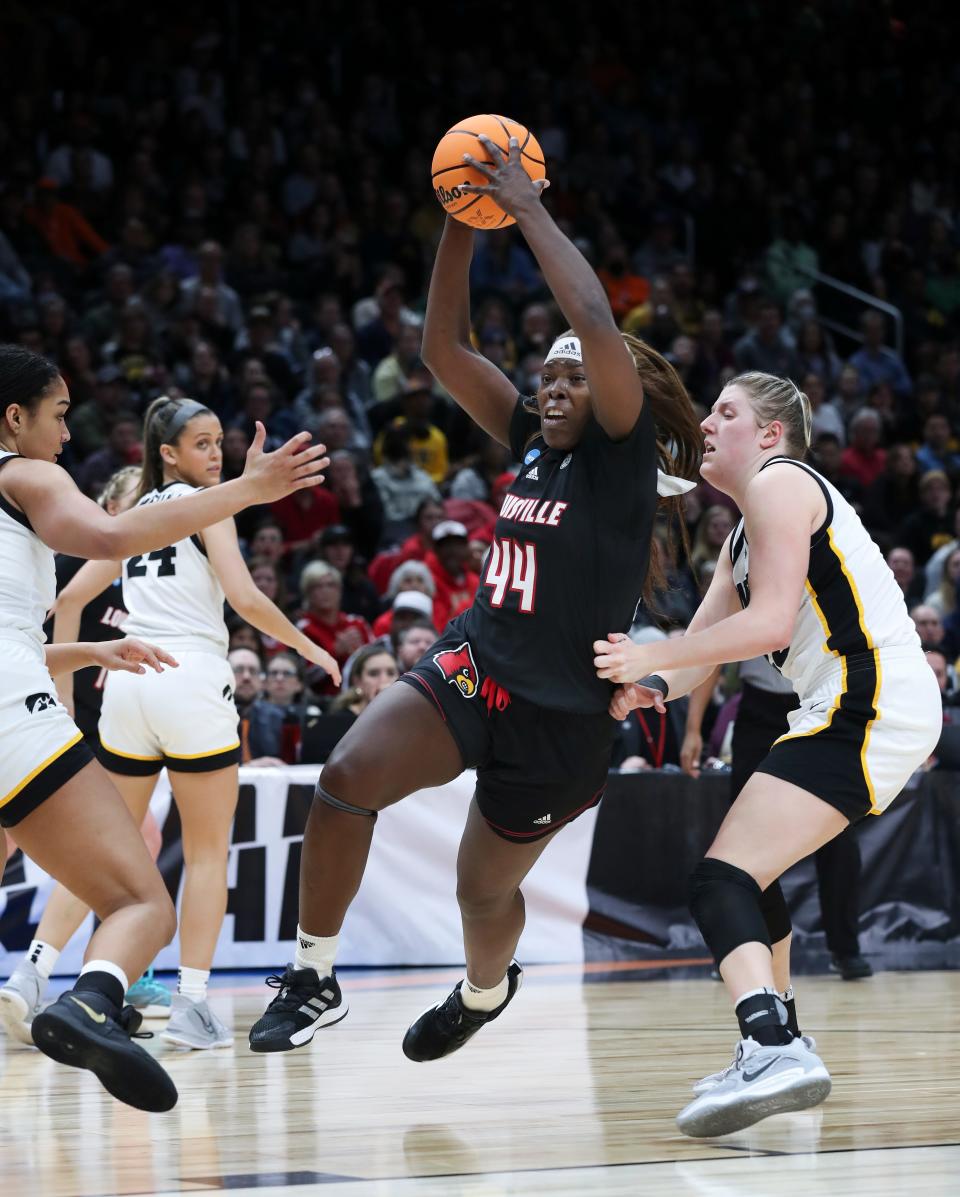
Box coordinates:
[164,741,240,760]
[824,528,882,804]
[772,572,845,746]
[99,741,164,762]
[0,731,84,809]
[863,648,884,813]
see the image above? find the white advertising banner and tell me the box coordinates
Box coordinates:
[1,766,595,977]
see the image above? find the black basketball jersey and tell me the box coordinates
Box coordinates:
[43,555,128,739]
[466,396,658,713]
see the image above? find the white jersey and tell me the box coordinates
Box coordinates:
[730,457,920,699]
[121,482,227,655]
[0,451,56,654]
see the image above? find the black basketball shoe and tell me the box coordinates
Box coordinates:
[248,965,348,1053]
[402,961,523,1062]
[31,988,178,1112]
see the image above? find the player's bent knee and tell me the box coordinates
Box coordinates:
[456,883,518,921]
[688,856,771,968]
[314,779,377,820]
[759,879,792,944]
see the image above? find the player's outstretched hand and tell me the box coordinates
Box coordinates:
[609,682,668,721]
[243,422,330,502]
[595,631,660,685]
[301,641,342,688]
[461,135,550,219]
[95,638,180,675]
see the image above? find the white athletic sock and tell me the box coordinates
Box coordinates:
[26,939,60,980]
[294,927,339,978]
[460,973,508,1013]
[79,959,129,993]
[734,985,779,1007]
[178,966,210,1003]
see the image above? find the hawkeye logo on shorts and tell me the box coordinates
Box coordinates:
[24,692,58,714]
[432,642,480,699]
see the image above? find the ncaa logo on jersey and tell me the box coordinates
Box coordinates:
[523,448,541,466]
[432,642,480,699]
[24,692,58,714]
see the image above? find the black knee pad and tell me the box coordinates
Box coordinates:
[759,879,792,944]
[315,783,377,820]
[688,857,770,968]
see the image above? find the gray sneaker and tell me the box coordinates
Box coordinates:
[0,960,47,1047]
[692,1034,818,1095]
[160,994,233,1050]
[677,1036,831,1137]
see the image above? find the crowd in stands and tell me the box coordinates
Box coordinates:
[1,1,958,766]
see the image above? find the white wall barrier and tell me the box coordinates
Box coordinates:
[0,766,598,977]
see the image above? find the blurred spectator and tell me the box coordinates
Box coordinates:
[840,409,887,489]
[596,238,649,322]
[765,208,818,302]
[230,646,284,764]
[926,546,960,620]
[180,240,243,333]
[26,177,109,268]
[371,424,441,540]
[886,546,926,607]
[68,366,135,458]
[324,450,384,560]
[915,413,960,480]
[849,310,912,399]
[796,322,842,394]
[805,373,846,446]
[356,276,417,367]
[811,433,862,507]
[296,560,374,695]
[328,645,399,730]
[373,373,449,483]
[372,589,435,641]
[396,620,439,672]
[371,321,423,404]
[315,523,381,625]
[470,229,541,303]
[862,444,920,538]
[896,470,954,566]
[270,475,341,553]
[427,520,480,628]
[923,507,960,599]
[911,604,947,652]
[76,413,142,498]
[732,299,801,380]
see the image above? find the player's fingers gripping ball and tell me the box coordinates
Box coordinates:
[432,113,546,229]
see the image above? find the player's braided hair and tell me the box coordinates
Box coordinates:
[619,333,704,609]
[137,395,215,499]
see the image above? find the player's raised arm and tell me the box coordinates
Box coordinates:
[7,423,328,561]
[462,135,642,441]
[421,217,518,447]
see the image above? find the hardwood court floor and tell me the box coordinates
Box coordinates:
[2,967,958,1196]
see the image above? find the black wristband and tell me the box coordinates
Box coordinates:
[638,673,669,699]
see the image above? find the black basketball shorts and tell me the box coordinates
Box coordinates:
[399,614,616,843]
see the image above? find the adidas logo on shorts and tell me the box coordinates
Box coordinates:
[533,813,552,825]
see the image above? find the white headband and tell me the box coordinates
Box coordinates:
[543,335,582,364]
[541,336,695,496]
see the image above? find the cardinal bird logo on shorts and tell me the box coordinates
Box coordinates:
[432,642,480,699]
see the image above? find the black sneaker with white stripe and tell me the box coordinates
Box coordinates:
[402,961,523,1062]
[248,965,348,1053]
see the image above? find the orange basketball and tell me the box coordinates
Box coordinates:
[431,114,546,230]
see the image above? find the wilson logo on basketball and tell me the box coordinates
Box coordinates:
[434,183,464,205]
[432,642,480,699]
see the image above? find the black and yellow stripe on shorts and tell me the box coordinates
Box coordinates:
[97,739,241,776]
[0,732,94,828]
[764,526,883,818]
